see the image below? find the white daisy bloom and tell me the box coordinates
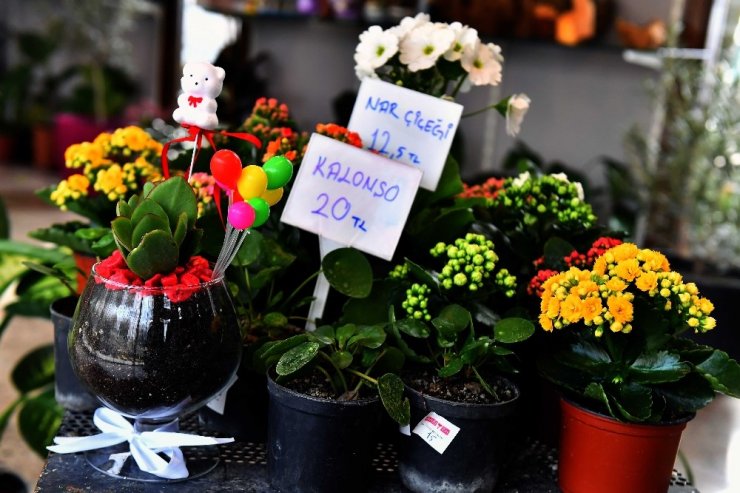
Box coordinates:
[399,23,456,72]
[443,22,479,62]
[461,41,503,86]
[388,12,431,39]
[354,61,378,81]
[354,25,399,70]
[505,93,531,137]
[512,171,531,188]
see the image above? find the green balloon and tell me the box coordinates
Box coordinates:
[248,197,270,228]
[263,155,293,189]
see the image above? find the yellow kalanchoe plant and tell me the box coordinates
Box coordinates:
[537,242,737,423]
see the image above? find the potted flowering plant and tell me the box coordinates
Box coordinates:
[33,126,166,290]
[537,242,740,493]
[377,232,534,492]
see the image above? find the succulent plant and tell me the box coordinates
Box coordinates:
[111,176,203,280]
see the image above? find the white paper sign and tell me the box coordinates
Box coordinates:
[348,78,463,191]
[412,411,461,454]
[280,133,422,260]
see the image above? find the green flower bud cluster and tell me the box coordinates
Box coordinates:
[389,262,409,280]
[402,282,431,321]
[430,233,513,293]
[489,174,596,230]
[495,268,517,297]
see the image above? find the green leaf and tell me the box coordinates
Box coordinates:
[331,350,353,369]
[490,346,514,356]
[494,317,535,344]
[253,334,309,372]
[428,155,464,201]
[276,342,320,376]
[18,390,63,457]
[396,318,430,339]
[111,217,133,251]
[130,197,169,226]
[387,307,433,364]
[695,350,740,397]
[125,230,178,279]
[311,325,335,345]
[432,304,470,338]
[90,232,116,257]
[131,213,170,247]
[323,248,373,298]
[655,373,715,414]
[471,302,501,328]
[233,230,264,267]
[0,196,9,239]
[28,223,98,256]
[336,324,358,350]
[147,176,198,228]
[0,397,22,442]
[628,351,690,384]
[347,325,386,350]
[341,280,395,325]
[611,383,653,422]
[405,259,437,290]
[438,357,464,378]
[0,240,67,264]
[116,199,132,218]
[373,347,405,375]
[11,344,55,393]
[173,212,188,247]
[460,339,487,364]
[560,341,612,374]
[584,382,615,417]
[377,373,410,426]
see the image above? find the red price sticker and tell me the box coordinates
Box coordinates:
[412,411,460,454]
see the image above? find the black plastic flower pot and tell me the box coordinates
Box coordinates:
[266,373,380,493]
[50,296,98,411]
[398,379,521,493]
[197,354,269,442]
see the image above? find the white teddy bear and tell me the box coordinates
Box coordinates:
[172,61,225,130]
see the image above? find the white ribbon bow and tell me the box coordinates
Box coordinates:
[47,407,234,479]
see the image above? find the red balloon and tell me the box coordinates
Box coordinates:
[210,149,242,190]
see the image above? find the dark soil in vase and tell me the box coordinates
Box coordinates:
[70,285,242,420]
[399,370,521,493]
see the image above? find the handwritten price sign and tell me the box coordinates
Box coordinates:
[412,411,461,454]
[348,78,463,191]
[280,134,422,260]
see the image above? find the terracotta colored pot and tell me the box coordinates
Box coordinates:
[559,398,691,493]
[73,252,97,295]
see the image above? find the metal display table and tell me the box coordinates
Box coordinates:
[36,411,699,492]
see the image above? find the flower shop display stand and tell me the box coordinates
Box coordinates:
[36,411,699,493]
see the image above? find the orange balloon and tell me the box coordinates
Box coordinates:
[237,165,268,200]
[261,187,284,206]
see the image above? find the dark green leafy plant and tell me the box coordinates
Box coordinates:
[385,233,535,399]
[111,176,203,279]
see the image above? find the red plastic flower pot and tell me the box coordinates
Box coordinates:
[73,252,97,295]
[558,398,691,493]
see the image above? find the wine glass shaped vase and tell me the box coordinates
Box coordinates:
[69,264,242,481]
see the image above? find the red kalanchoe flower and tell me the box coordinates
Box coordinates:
[315,123,363,148]
[458,177,506,199]
[528,269,559,296]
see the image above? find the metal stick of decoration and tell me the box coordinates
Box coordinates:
[210,151,294,280]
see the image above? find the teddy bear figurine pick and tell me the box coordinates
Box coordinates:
[172,61,225,131]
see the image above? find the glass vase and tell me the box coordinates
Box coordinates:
[68,264,242,481]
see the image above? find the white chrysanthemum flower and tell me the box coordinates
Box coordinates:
[512,172,531,188]
[354,25,399,70]
[443,22,479,62]
[573,182,585,200]
[388,12,431,39]
[550,172,569,183]
[355,61,378,81]
[399,23,456,72]
[506,93,531,137]
[461,41,503,86]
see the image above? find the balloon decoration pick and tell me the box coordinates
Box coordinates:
[161,62,262,180]
[211,154,294,280]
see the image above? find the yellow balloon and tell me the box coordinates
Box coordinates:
[261,187,284,206]
[237,165,268,200]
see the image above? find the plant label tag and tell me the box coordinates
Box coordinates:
[281,133,422,260]
[412,411,460,454]
[347,78,462,191]
[399,424,411,436]
[206,374,238,415]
